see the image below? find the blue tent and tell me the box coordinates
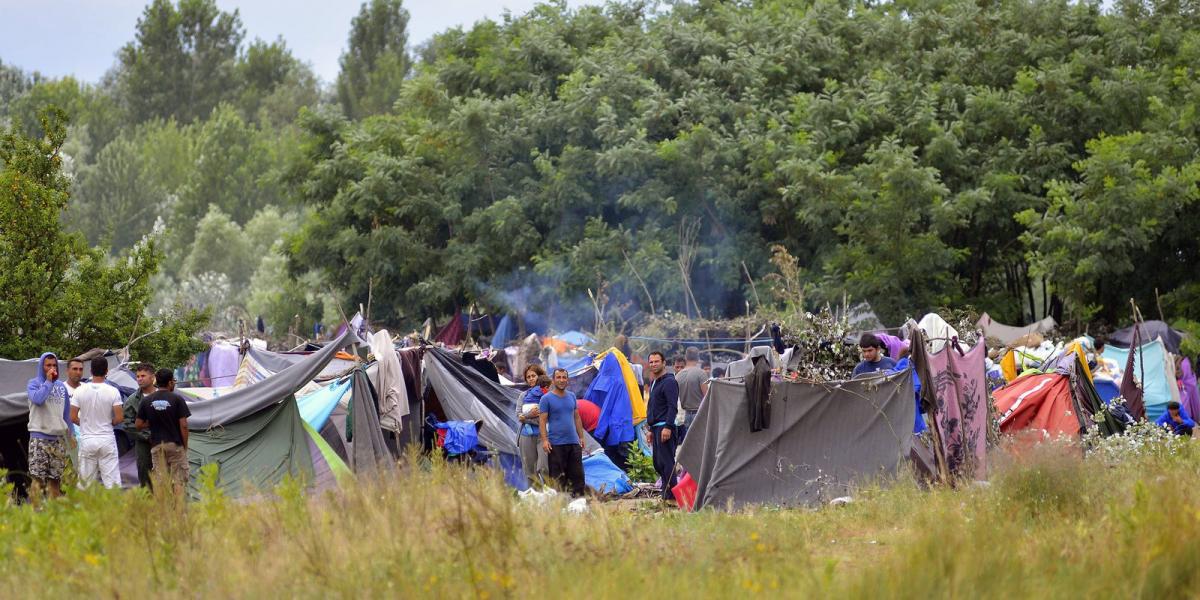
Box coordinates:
[297,379,352,430]
[491,315,517,349]
[1103,339,1175,421]
[584,353,636,447]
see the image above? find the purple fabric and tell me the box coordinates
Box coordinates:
[927,340,988,479]
[1181,358,1200,424]
[876,333,909,360]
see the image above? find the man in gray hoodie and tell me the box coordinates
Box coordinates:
[26,353,72,503]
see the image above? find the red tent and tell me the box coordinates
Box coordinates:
[993,373,1084,439]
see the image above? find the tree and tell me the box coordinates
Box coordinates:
[337,0,411,119]
[0,108,205,366]
[117,0,244,124]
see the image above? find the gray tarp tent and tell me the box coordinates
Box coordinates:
[677,371,915,510]
[187,330,354,429]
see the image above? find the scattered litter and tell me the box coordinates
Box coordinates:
[518,487,558,505]
[829,496,853,506]
[565,498,589,514]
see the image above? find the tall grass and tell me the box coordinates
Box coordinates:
[2,443,1199,598]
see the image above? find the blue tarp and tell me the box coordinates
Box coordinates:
[297,379,352,431]
[583,451,633,494]
[491,315,516,349]
[1103,340,1173,422]
[558,354,595,376]
[1095,379,1121,404]
[890,358,927,435]
[585,354,636,447]
[558,331,595,347]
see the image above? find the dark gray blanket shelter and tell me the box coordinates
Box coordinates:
[677,371,915,510]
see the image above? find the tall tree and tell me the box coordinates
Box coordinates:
[117,0,244,124]
[0,108,205,366]
[337,0,411,119]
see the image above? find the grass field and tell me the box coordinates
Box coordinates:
[2,440,1198,599]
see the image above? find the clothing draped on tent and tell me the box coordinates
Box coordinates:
[368,330,408,433]
[746,355,772,433]
[927,340,989,479]
[207,341,241,387]
[677,374,915,511]
[917,313,967,355]
[1180,358,1200,424]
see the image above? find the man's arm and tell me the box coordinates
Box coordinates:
[574,408,586,449]
[70,405,81,426]
[136,418,149,431]
[700,379,709,399]
[27,380,52,406]
[111,403,123,426]
[538,412,551,452]
[179,418,189,449]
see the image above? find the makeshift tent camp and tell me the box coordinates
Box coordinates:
[1102,340,1178,422]
[977,313,1057,345]
[990,355,1115,440]
[677,372,915,510]
[1108,320,1185,354]
[423,348,520,455]
[186,330,356,497]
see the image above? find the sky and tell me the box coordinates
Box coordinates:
[0,0,601,84]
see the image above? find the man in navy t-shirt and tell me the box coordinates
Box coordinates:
[852,333,897,378]
[539,368,587,497]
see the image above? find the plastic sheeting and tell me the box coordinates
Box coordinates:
[297,379,352,431]
[0,353,125,422]
[1102,340,1174,422]
[583,353,636,447]
[677,374,915,510]
[582,451,632,494]
[977,313,1057,345]
[1108,320,1184,354]
[187,330,354,430]
[423,348,520,454]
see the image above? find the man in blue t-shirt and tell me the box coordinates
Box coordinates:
[852,333,897,378]
[539,368,587,497]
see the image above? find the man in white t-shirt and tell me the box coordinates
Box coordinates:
[69,357,124,488]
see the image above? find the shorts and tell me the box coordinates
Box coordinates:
[29,437,68,481]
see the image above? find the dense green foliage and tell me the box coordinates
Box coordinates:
[3,0,1199,343]
[0,108,205,367]
[284,0,1200,329]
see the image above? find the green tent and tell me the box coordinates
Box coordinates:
[188,394,349,498]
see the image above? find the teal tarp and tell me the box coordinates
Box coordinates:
[298,379,351,431]
[1103,340,1172,422]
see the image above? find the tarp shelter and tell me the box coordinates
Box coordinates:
[994,374,1083,438]
[1102,339,1178,422]
[582,352,638,448]
[977,313,1057,346]
[677,372,915,510]
[185,330,356,497]
[422,348,520,455]
[1108,320,1185,354]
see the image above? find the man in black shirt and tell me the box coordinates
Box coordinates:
[136,369,191,495]
[646,351,679,501]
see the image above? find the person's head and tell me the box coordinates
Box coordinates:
[684,346,700,365]
[672,355,686,372]
[702,361,712,375]
[552,368,569,391]
[67,358,84,385]
[135,363,156,391]
[524,364,547,387]
[154,368,175,390]
[41,354,58,380]
[859,333,884,363]
[712,367,726,379]
[89,357,108,379]
[648,352,666,375]
[1168,401,1181,417]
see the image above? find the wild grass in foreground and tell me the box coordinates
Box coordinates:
[2,442,1200,599]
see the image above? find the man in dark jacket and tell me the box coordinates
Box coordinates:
[646,351,678,500]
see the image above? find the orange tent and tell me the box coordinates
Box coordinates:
[993,373,1083,439]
